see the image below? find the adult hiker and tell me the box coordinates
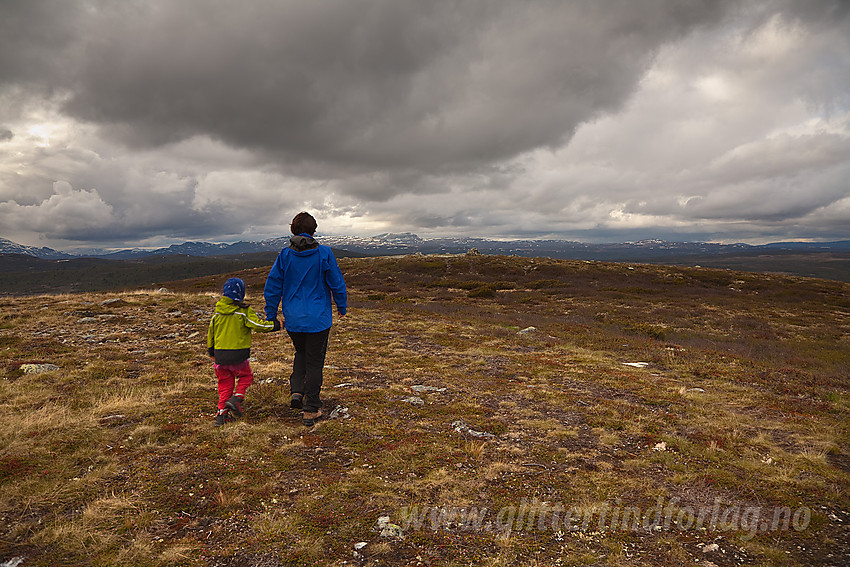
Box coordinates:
[263,212,348,426]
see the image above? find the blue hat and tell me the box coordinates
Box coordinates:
[222,278,245,302]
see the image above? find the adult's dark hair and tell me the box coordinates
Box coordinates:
[290,212,317,236]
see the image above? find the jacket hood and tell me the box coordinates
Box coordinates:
[215,297,248,314]
[289,234,320,253]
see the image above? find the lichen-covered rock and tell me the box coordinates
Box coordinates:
[20,363,60,374]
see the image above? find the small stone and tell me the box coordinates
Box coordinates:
[451,419,495,438]
[653,441,667,452]
[77,317,98,324]
[702,543,720,553]
[380,523,404,539]
[411,385,447,393]
[402,396,424,406]
[328,405,350,419]
[19,363,60,374]
[100,298,126,307]
[622,362,649,368]
[354,542,367,550]
[686,387,705,393]
[517,326,537,334]
[99,414,127,424]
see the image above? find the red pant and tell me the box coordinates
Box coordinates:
[214,361,254,410]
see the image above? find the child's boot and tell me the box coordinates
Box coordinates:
[215,410,233,427]
[225,395,244,418]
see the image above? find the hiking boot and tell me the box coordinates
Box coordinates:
[302,408,324,427]
[225,395,244,418]
[215,411,234,427]
[290,393,303,409]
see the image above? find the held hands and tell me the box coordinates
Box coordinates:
[264,315,282,331]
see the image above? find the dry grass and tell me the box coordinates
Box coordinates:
[0,254,847,565]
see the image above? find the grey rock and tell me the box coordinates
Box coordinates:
[402,396,424,406]
[701,543,720,553]
[19,363,59,374]
[411,385,447,393]
[380,524,404,539]
[451,419,495,438]
[375,516,404,539]
[328,405,350,419]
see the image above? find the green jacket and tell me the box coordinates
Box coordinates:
[207,297,277,365]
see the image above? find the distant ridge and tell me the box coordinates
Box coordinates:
[0,237,71,259]
[3,234,850,261]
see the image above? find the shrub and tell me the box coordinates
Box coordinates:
[468,285,496,298]
[527,279,567,289]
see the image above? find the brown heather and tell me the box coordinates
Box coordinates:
[0,254,847,566]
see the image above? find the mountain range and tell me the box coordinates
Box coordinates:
[3,234,850,292]
[4,234,850,261]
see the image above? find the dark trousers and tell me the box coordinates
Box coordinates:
[287,328,330,412]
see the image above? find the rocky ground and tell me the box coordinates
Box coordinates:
[0,254,848,566]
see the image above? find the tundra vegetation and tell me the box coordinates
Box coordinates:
[0,254,847,566]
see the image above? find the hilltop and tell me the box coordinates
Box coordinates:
[0,254,848,565]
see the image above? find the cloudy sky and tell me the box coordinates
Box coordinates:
[1,0,848,250]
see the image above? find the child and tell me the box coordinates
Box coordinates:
[207,277,280,426]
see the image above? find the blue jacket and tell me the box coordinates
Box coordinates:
[263,235,347,333]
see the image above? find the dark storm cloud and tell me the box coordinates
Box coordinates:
[3,0,736,174]
[1,1,848,247]
[0,1,82,86]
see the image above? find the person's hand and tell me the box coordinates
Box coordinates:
[271,318,281,331]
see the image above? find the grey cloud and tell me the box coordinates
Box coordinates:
[0,1,82,87]
[2,0,849,248]
[11,0,737,175]
[709,132,850,184]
